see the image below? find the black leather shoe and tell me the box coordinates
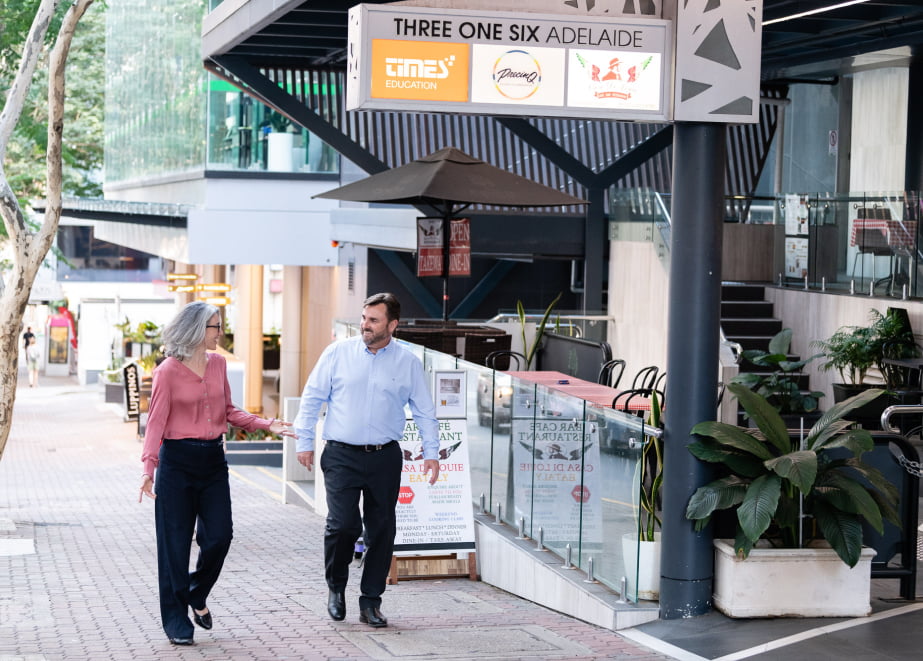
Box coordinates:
[327,590,346,621]
[359,607,388,628]
[193,608,212,630]
[169,637,194,646]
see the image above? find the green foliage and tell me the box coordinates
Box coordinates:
[516,292,562,369]
[638,391,663,541]
[814,309,920,387]
[685,383,899,567]
[731,328,824,415]
[0,0,105,210]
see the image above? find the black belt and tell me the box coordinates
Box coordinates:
[164,436,223,445]
[326,439,396,453]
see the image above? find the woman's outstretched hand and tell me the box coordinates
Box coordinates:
[269,419,296,438]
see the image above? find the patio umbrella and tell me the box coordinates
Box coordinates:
[314,146,587,320]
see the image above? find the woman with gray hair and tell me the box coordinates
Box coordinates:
[138,301,293,646]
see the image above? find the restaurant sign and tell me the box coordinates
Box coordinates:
[347,4,672,121]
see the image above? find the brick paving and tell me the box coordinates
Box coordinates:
[0,376,669,661]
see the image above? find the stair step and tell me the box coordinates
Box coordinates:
[721,319,783,336]
[721,301,775,318]
[720,284,766,301]
[725,335,777,351]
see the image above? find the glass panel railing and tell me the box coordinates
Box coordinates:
[321,328,651,602]
[612,187,923,302]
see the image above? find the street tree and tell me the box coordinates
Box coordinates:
[0,0,95,461]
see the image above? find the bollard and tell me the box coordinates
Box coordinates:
[616,576,629,603]
[493,502,503,525]
[869,280,874,296]
[821,276,826,292]
[561,543,574,569]
[534,526,545,551]
[479,493,486,515]
[850,279,855,295]
[778,273,783,286]
[516,516,527,539]
[804,275,809,290]
[903,284,909,300]
[584,556,598,583]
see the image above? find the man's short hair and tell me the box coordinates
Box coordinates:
[363,292,401,322]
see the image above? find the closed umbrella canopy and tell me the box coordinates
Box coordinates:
[315,146,587,320]
[313,146,587,211]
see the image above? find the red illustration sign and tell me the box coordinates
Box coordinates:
[398,486,415,505]
[571,485,590,503]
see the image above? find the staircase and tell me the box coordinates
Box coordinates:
[720,284,815,425]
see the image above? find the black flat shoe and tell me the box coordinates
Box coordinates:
[359,607,388,628]
[193,608,212,630]
[169,637,194,646]
[327,590,346,621]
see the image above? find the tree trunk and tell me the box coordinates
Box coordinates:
[0,0,95,462]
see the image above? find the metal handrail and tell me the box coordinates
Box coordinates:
[880,404,923,433]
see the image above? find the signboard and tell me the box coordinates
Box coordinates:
[416,217,443,277]
[395,419,475,553]
[416,217,471,277]
[449,218,471,277]
[511,416,602,545]
[123,362,142,422]
[347,4,672,121]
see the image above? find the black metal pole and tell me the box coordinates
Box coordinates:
[659,122,726,619]
[442,214,450,321]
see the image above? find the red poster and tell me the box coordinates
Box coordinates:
[449,218,471,277]
[416,217,443,277]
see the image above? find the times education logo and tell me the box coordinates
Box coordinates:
[491,49,542,101]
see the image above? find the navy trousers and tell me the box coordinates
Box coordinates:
[321,441,402,610]
[155,439,233,639]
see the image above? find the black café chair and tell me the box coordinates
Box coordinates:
[597,359,626,388]
[654,371,666,392]
[631,365,660,391]
[612,388,664,417]
[485,350,526,371]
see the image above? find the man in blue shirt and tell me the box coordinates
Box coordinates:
[295,292,439,628]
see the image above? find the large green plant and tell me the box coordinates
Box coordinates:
[638,391,663,542]
[685,384,899,567]
[516,292,562,369]
[814,309,920,388]
[731,328,824,415]
[814,323,878,385]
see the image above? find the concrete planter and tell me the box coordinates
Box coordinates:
[225,440,283,467]
[713,538,875,618]
[622,532,661,601]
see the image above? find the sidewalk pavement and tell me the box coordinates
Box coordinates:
[0,375,669,661]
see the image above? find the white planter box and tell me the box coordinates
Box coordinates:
[713,539,875,618]
[622,532,661,601]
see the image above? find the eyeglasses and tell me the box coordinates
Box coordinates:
[205,325,222,329]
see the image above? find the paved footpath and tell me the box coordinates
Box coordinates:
[0,376,669,661]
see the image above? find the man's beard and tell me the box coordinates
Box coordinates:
[362,327,387,347]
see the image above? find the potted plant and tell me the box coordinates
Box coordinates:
[873,308,920,390]
[622,391,663,600]
[685,383,899,617]
[516,292,562,369]
[730,328,824,427]
[815,309,921,426]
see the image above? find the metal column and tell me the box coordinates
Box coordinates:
[659,122,726,618]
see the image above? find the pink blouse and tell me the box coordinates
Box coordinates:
[140,353,271,478]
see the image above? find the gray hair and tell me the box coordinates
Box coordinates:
[162,301,220,361]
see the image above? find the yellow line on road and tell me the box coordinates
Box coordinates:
[229,467,283,502]
[256,466,285,484]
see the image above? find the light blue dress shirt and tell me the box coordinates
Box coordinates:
[293,336,440,459]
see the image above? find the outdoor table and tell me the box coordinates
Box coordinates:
[506,371,651,412]
[850,218,917,250]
